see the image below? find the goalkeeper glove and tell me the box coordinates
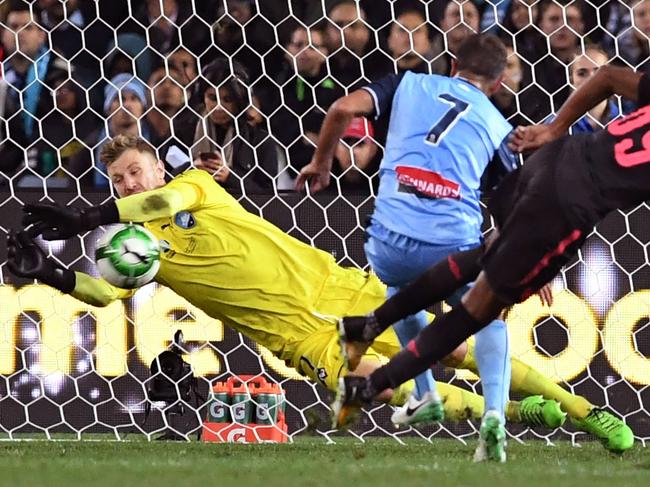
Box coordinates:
[22,201,119,240]
[6,231,76,293]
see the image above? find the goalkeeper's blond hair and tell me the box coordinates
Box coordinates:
[100,134,157,166]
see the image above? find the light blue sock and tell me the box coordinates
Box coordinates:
[392,310,438,401]
[475,319,511,423]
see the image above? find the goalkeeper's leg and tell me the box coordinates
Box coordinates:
[450,339,592,419]
[352,357,564,428]
[449,340,634,452]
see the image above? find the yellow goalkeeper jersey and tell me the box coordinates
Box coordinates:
[74,169,384,360]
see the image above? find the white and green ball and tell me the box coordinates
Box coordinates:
[95,224,160,289]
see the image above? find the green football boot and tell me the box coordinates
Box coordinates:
[519,395,567,429]
[571,408,634,453]
[473,411,507,463]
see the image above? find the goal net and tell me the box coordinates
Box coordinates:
[0,0,648,445]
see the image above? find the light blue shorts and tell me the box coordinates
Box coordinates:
[365,220,480,305]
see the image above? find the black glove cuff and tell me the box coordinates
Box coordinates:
[44,267,76,294]
[82,201,120,230]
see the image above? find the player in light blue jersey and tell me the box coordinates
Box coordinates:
[297,34,538,462]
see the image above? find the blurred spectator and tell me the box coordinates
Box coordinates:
[132,0,212,58]
[334,117,381,191]
[491,44,528,126]
[39,73,101,186]
[0,1,10,22]
[37,0,85,60]
[104,32,153,83]
[0,0,70,182]
[191,59,284,193]
[104,74,150,138]
[326,0,369,57]
[601,0,635,54]
[209,0,280,85]
[519,0,585,122]
[270,23,344,177]
[1,70,99,188]
[43,74,98,146]
[247,93,265,128]
[1,1,67,139]
[168,46,199,86]
[386,7,447,75]
[497,0,542,59]
[324,0,388,87]
[480,0,512,33]
[76,73,152,188]
[430,0,480,75]
[536,0,584,63]
[547,46,619,132]
[167,46,202,109]
[616,0,650,71]
[440,0,480,56]
[146,65,199,166]
[36,0,105,98]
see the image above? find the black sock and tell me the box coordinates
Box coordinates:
[368,303,486,393]
[373,246,483,329]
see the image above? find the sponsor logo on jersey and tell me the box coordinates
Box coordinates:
[395,166,460,199]
[174,211,196,229]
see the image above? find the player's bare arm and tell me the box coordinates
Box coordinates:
[510,65,643,153]
[295,90,375,193]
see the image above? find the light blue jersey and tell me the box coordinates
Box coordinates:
[360,69,515,411]
[364,72,517,245]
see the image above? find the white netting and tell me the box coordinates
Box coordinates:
[0,0,648,445]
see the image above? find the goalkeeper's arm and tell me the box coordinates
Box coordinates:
[22,171,206,241]
[70,272,136,307]
[6,231,135,307]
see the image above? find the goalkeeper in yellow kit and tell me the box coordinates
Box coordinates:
[7,134,617,436]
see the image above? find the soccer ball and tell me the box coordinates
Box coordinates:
[95,224,160,289]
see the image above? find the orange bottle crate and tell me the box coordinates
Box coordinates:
[202,375,288,443]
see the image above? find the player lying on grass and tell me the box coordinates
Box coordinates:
[8,232,565,428]
[332,63,646,460]
[6,134,588,429]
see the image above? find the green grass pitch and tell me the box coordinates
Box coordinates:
[0,438,647,487]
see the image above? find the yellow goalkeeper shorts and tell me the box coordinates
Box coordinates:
[289,324,402,392]
[284,268,400,390]
[287,266,435,392]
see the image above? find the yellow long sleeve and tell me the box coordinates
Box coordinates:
[115,170,210,222]
[71,271,136,307]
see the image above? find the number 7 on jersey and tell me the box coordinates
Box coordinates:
[425,94,470,146]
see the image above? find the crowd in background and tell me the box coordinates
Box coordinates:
[0,0,647,195]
